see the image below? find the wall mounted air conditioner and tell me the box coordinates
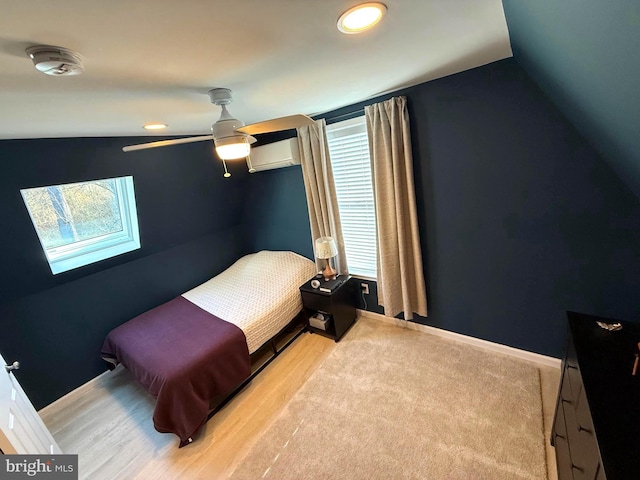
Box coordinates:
[250,138,301,172]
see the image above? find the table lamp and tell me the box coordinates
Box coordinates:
[315,236,338,281]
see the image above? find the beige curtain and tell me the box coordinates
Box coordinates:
[297,119,347,275]
[365,96,428,319]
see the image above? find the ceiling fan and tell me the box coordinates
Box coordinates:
[122,88,315,177]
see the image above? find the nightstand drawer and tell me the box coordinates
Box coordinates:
[301,291,332,313]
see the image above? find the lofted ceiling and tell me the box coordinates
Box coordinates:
[0,0,512,140]
[502,0,640,201]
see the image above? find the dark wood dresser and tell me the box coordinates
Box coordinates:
[552,311,640,479]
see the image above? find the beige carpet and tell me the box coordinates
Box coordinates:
[229,317,547,480]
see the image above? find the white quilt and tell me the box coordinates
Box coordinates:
[182,250,316,354]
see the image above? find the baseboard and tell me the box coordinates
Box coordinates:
[357,309,561,369]
[38,368,114,416]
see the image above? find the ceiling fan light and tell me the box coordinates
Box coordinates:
[214,136,251,160]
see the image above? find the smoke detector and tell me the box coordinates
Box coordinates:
[26,46,84,76]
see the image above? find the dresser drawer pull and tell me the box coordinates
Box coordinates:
[567,364,578,370]
[562,398,574,406]
[571,464,585,473]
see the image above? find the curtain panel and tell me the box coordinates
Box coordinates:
[365,96,428,319]
[297,119,348,275]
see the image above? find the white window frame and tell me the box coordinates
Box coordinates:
[21,176,141,274]
[326,115,377,280]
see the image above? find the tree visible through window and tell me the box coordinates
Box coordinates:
[21,176,140,274]
[22,180,124,248]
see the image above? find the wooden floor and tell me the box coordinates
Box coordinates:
[41,328,335,480]
[40,317,560,480]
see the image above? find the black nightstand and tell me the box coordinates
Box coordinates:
[299,275,356,341]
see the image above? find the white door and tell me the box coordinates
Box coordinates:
[0,352,62,454]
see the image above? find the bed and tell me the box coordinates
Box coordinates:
[101,250,316,447]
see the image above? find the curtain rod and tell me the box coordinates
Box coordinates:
[318,108,365,125]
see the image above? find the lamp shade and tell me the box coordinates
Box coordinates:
[315,236,338,259]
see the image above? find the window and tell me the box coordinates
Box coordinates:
[326,116,377,279]
[21,176,140,274]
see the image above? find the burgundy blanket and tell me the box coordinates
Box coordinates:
[101,296,251,447]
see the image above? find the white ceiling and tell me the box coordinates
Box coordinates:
[0,0,512,140]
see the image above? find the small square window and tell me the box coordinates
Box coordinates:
[21,176,141,274]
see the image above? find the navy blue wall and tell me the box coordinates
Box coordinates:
[501,0,640,200]
[242,58,640,358]
[241,166,314,260]
[0,137,249,408]
[408,59,640,356]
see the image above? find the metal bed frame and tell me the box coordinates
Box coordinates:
[206,313,307,421]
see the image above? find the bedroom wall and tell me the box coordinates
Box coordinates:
[242,58,640,359]
[0,138,249,409]
[501,0,640,201]
[241,166,313,260]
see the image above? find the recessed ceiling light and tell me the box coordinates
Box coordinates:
[337,2,387,34]
[143,123,167,130]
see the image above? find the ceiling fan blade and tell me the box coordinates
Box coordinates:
[236,114,315,136]
[122,135,213,152]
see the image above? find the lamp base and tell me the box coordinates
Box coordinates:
[322,263,337,281]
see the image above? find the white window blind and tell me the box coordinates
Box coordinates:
[326,116,377,279]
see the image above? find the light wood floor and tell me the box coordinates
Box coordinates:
[40,317,560,480]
